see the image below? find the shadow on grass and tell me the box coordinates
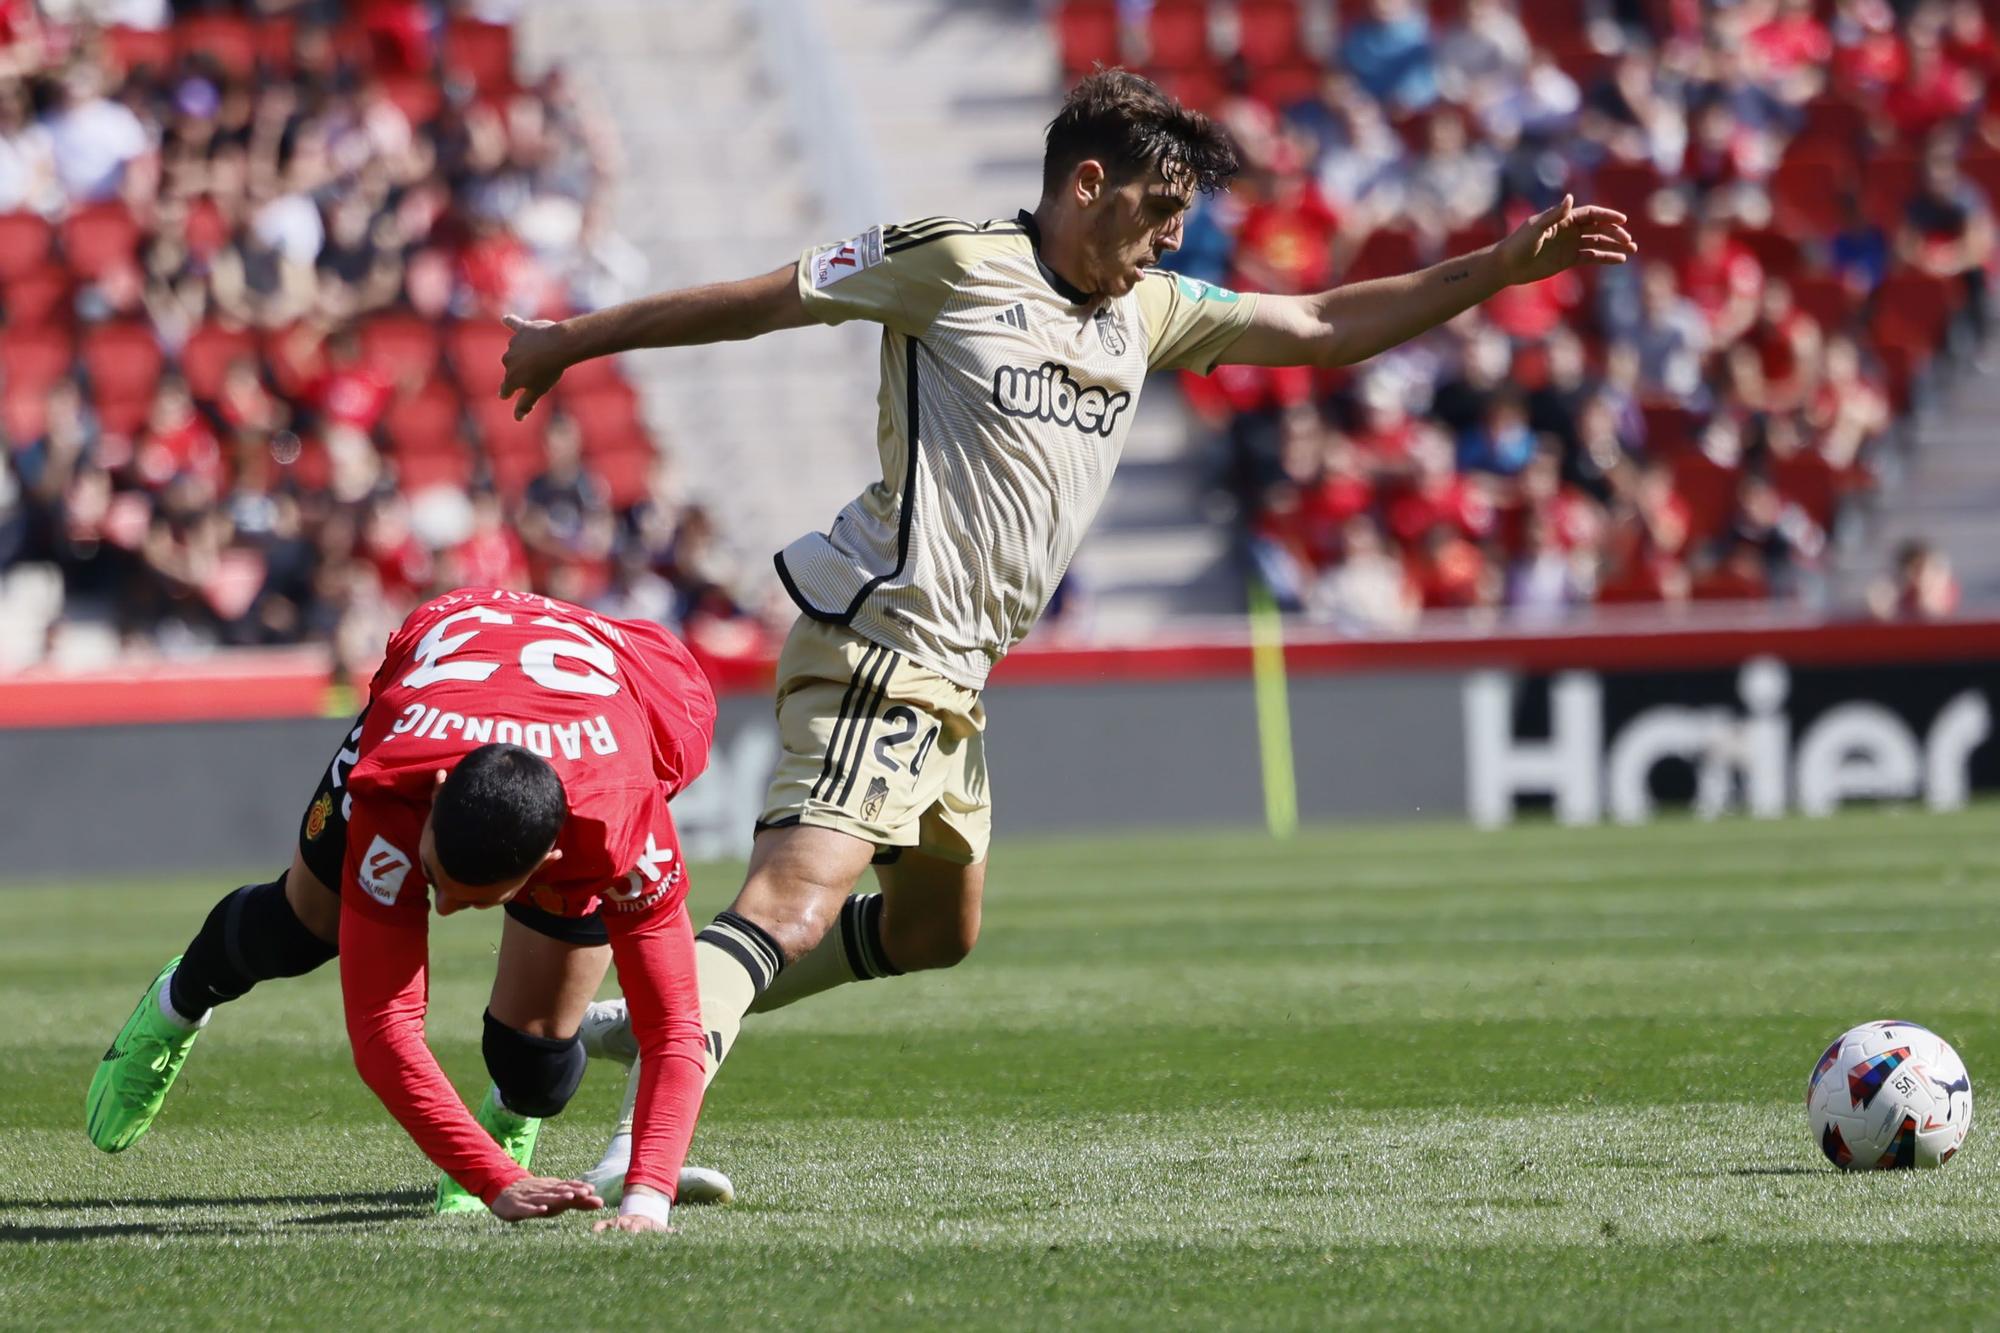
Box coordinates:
[0,1190,433,1241]
[0,1188,427,1212]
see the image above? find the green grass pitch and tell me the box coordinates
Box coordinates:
[5,809,2000,1329]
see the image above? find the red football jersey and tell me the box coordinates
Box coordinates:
[337,588,715,1208]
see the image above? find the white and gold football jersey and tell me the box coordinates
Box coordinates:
[780,212,1258,689]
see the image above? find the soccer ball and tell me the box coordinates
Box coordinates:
[1807,1020,1973,1170]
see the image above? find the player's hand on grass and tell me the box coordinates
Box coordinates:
[1497,195,1637,286]
[489,1176,604,1222]
[591,1212,673,1235]
[498,314,568,421]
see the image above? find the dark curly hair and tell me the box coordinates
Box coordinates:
[1042,68,1240,199]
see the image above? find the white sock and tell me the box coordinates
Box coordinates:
[157,970,209,1031]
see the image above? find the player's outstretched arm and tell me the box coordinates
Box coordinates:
[499,262,812,419]
[1224,196,1635,370]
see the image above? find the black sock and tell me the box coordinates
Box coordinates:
[169,876,338,1020]
[839,892,904,981]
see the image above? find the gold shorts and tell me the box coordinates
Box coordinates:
[757,617,990,865]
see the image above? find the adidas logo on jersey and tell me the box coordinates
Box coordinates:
[994,303,1029,331]
[991,361,1132,438]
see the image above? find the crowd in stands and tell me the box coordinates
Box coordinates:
[0,0,760,676]
[1061,0,1990,628]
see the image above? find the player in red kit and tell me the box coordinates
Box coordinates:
[86,588,717,1233]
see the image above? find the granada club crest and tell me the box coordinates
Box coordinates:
[305,793,334,841]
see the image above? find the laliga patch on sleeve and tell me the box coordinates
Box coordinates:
[358,835,413,907]
[811,225,885,289]
[1173,273,1240,304]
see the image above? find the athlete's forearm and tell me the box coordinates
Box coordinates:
[1304,244,1509,367]
[606,903,706,1201]
[559,265,808,363]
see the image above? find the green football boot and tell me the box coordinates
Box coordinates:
[85,956,208,1153]
[435,1085,541,1215]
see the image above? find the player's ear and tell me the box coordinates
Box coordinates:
[1074,159,1105,208]
[539,847,564,869]
[432,768,448,791]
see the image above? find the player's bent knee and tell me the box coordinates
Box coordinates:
[481,1009,586,1118]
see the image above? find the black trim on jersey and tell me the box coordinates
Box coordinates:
[809,644,884,802]
[883,216,960,244]
[836,651,900,807]
[774,338,926,625]
[1015,209,1094,305]
[884,224,1025,256]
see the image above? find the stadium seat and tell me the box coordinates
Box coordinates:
[382,381,465,454]
[1871,268,1958,354]
[1518,0,1575,47]
[470,395,547,458]
[1960,150,2000,213]
[1548,35,1614,87]
[1247,61,1321,110]
[1790,272,1860,332]
[1343,227,1421,282]
[0,213,53,282]
[1670,452,1740,540]
[1148,0,1213,68]
[1796,95,1867,159]
[1732,227,1802,278]
[445,320,512,396]
[80,320,163,396]
[380,73,444,127]
[255,15,300,71]
[589,442,656,509]
[1,325,74,390]
[1444,218,1506,255]
[4,386,46,444]
[359,311,443,382]
[1769,451,1845,529]
[3,267,74,329]
[180,323,259,402]
[486,443,544,500]
[557,383,646,453]
[1640,403,1699,455]
[1770,152,1849,238]
[1235,0,1302,66]
[442,19,515,93]
[1873,339,1917,413]
[1860,147,1920,230]
[176,14,260,80]
[396,445,475,493]
[59,202,141,280]
[1152,61,1229,113]
[1055,0,1122,75]
[102,25,176,76]
[1591,161,1662,221]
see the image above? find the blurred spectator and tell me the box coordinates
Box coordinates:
[1311,516,1420,632]
[1341,0,1439,113]
[1901,136,1995,340]
[45,63,150,205]
[1869,539,1961,619]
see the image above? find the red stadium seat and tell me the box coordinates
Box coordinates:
[396,446,474,493]
[3,267,74,329]
[470,395,546,458]
[359,311,442,382]
[1769,451,1844,529]
[102,25,175,76]
[1640,402,1699,455]
[4,386,46,443]
[1871,267,1958,354]
[1055,0,1122,75]
[0,212,53,281]
[176,14,259,79]
[486,444,544,500]
[60,202,141,280]
[442,19,515,92]
[1235,0,1302,66]
[557,383,645,453]
[185,195,232,259]
[1873,340,1917,413]
[445,320,512,396]
[1518,0,1574,46]
[95,393,152,436]
[1444,218,1506,255]
[1961,150,2000,214]
[1860,147,1920,230]
[255,16,300,72]
[1591,161,1662,222]
[261,323,325,398]
[1796,95,1867,159]
[1148,0,1213,67]
[1247,61,1321,110]
[1153,60,1229,113]
[1770,153,1849,239]
[589,442,656,510]
[1343,227,1420,282]
[382,381,464,454]
[1671,452,1740,541]
[380,73,444,127]
[1733,228,1802,278]
[80,321,162,405]
[1790,272,1860,332]
[0,327,72,397]
[180,322,259,402]
[1548,35,1614,87]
